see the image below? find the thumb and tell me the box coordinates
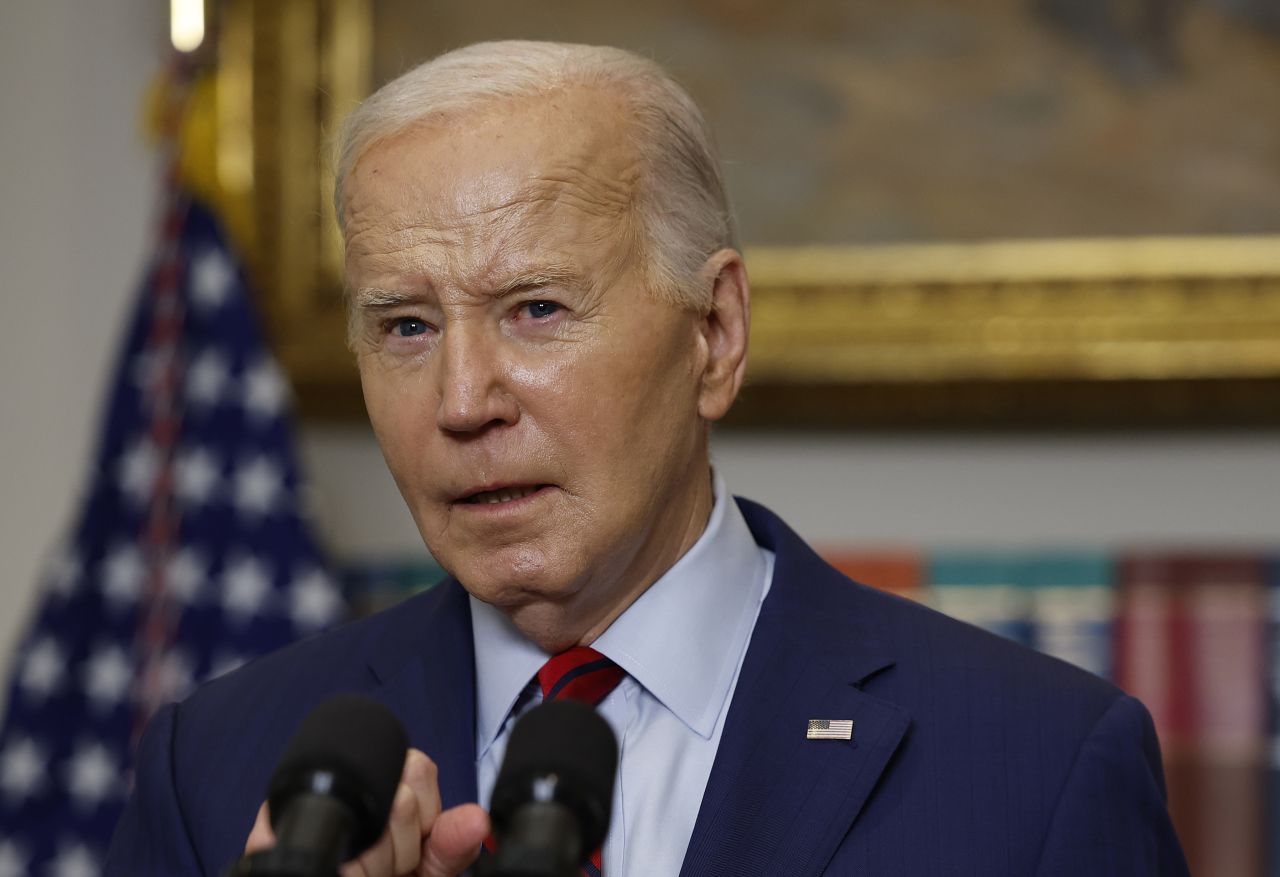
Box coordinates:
[244,803,275,854]
[418,803,489,877]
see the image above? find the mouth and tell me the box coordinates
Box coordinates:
[456,483,553,506]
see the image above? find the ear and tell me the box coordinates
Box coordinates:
[696,248,750,422]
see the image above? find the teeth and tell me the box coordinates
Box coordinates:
[469,485,539,504]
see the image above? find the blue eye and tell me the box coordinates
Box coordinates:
[523,301,560,319]
[393,318,429,337]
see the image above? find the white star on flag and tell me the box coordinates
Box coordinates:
[64,743,120,811]
[174,445,221,508]
[289,569,344,630]
[0,201,343,870]
[222,557,272,622]
[115,439,159,505]
[233,455,284,517]
[164,548,207,606]
[0,840,29,877]
[185,349,230,409]
[148,649,196,702]
[190,249,235,311]
[0,738,46,803]
[82,643,134,712]
[47,842,99,877]
[101,544,145,611]
[19,637,65,701]
[243,359,288,420]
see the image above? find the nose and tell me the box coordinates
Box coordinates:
[435,323,520,435]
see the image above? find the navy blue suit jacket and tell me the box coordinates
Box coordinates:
[107,499,1189,875]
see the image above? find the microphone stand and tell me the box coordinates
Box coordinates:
[221,791,357,877]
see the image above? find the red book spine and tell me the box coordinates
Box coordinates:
[1116,555,1183,745]
[1184,556,1266,877]
[1117,553,1267,877]
[1116,554,1195,869]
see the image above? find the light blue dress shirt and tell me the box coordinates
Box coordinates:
[471,472,774,876]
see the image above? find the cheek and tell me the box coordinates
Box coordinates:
[558,334,700,474]
[360,367,436,485]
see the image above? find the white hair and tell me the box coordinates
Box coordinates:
[333,40,736,311]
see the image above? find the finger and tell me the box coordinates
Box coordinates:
[419,804,490,877]
[339,859,371,877]
[350,832,392,877]
[402,749,442,833]
[244,803,275,854]
[386,782,424,872]
[339,750,438,877]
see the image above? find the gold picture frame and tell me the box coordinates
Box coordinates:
[214,0,1280,428]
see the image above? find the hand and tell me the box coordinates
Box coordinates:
[244,748,491,877]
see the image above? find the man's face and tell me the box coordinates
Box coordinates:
[343,88,719,647]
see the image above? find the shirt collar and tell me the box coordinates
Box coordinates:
[470,471,769,757]
[594,470,769,738]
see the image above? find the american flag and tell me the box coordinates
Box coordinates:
[806,719,855,741]
[0,195,344,876]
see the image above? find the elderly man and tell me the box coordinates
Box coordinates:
[107,41,1188,876]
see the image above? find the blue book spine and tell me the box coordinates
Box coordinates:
[928,553,1029,646]
[1023,552,1114,681]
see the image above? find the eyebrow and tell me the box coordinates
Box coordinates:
[353,266,583,310]
[492,265,582,295]
[353,286,417,309]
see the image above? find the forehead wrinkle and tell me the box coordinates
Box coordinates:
[344,218,459,267]
[488,170,639,270]
[522,159,641,218]
[344,97,647,301]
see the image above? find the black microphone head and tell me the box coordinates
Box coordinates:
[490,699,618,856]
[267,693,408,856]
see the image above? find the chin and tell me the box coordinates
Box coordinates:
[448,550,578,608]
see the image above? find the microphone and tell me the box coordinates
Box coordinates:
[225,693,409,877]
[483,699,619,877]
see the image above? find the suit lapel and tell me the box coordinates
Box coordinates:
[354,508,912,872]
[365,579,479,808]
[679,502,913,877]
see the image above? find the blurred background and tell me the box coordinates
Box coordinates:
[1,0,1278,874]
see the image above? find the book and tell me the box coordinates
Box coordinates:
[822,550,925,603]
[928,552,1028,645]
[1184,555,1267,877]
[1267,557,1280,877]
[1022,552,1113,680]
[1117,553,1267,877]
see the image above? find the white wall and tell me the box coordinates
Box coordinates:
[1,1,1278,688]
[0,1,164,675]
[299,427,1280,559]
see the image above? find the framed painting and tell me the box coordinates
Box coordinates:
[211,0,1280,427]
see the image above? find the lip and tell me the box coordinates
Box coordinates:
[451,482,556,513]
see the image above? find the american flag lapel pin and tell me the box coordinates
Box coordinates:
[807,719,854,741]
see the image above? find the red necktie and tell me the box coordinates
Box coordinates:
[485,647,624,877]
[537,645,626,708]
[537,647,624,877]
